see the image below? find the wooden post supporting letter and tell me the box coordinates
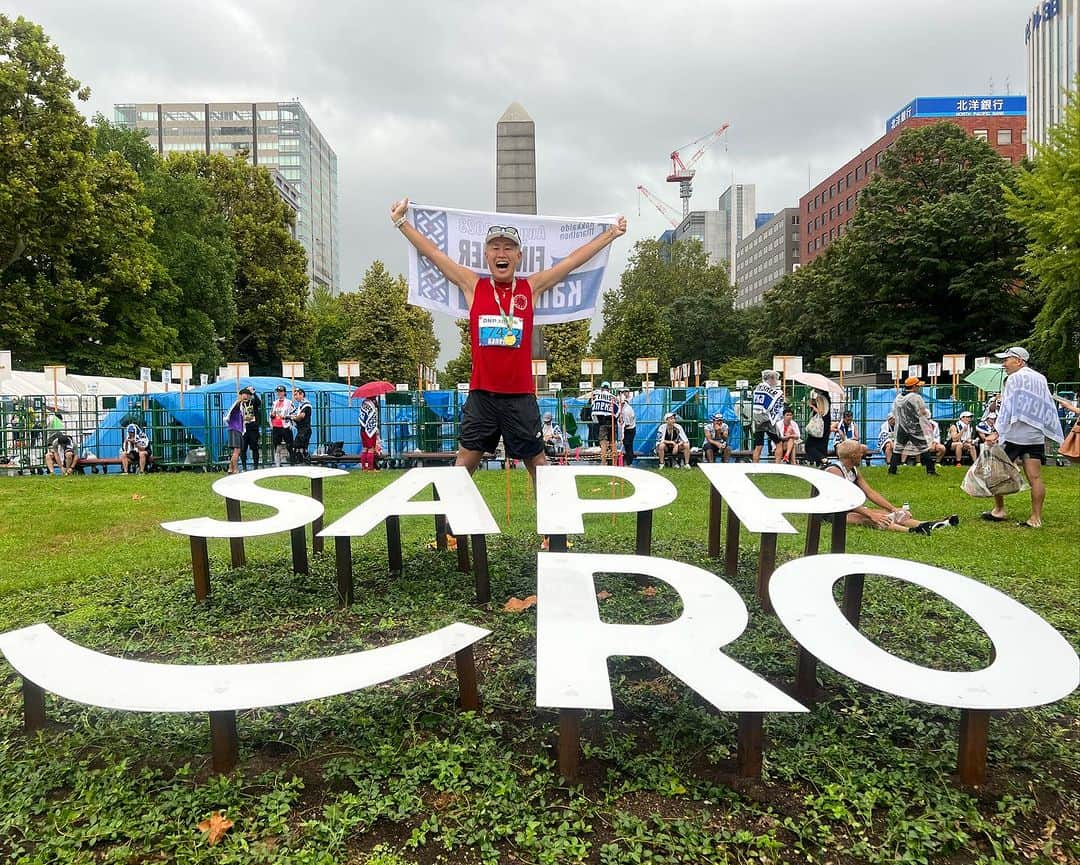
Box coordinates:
[724,507,740,577]
[707,486,722,558]
[456,534,471,573]
[22,678,45,731]
[635,510,653,557]
[471,535,490,604]
[756,533,778,614]
[225,498,246,568]
[290,526,308,575]
[386,516,403,576]
[209,710,239,774]
[736,711,764,778]
[454,645,480,711]
[957,708,990,787]
[190,536,211,601]
[804,513,822,557]
[310,477,324,556]
[558,708,582,781]
[335,536,353,606]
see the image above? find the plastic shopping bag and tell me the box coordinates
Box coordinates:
[961,445,1026,498]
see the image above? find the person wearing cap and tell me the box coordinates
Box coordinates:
[981,347,1063,528]
[826,441,958,535]
[590,381,617,465]
[119,422,151,474]
[223,389,249,474]
[268,385,294,468]
[619,390,637,466]
[289,387,313,464]
[703,412,731,463]
[239,387,262,471]
[541,411,565,460]
[947,410,978,465]
[656,412,691,468]
[44,428,76,475]
[831,409,859,453]
[887,376,937,475]
[750,370,784,463]
[389,197,626,482]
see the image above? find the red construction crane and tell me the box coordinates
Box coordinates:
[666,123,730,218]
[636,184,682,228]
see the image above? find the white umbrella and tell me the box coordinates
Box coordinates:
[790,370,845,403]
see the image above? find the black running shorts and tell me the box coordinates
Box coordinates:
[460,390,544,460]
[1004,441,1045,463]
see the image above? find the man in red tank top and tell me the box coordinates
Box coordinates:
[390,197,626,480]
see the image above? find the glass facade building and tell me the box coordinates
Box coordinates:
[114,100,340,295]
[1025,0,1080,155]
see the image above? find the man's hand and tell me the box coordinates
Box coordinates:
[390,198,409,224]
[868,510,892,529]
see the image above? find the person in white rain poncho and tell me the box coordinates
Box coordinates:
[887,376,938,476]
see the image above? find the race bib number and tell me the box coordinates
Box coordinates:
[478,314,523,348]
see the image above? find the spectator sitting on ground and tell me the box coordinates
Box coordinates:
[831,409,859,453]
[925,409,947,466]
[947,410,978,465]
[541,411,565,459]
[656,412,690,468]
[702,412,731,463]
[119,423,151,474]
[776,407,800,464]
[877,414,896,464]
[825,441,958,535]
[44,431,75,475]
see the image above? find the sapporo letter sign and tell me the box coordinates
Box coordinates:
[3,465,1075,786]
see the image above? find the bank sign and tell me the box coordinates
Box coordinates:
[886,96,1027,133]
[1026,0,1060,43]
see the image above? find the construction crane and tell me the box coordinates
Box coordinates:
[636,184,682,228]
[666,123,730,218]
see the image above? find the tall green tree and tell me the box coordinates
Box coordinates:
[339,262,439,383]
[541,320,591,386]
[305,286,348,382]
[834,122,1033,358]
[592,238,739,383]
[92,116,237,372]
[441,319,472,387]
[163,152,310,374]
[0,16,165,373]
[1006,80,1080,381]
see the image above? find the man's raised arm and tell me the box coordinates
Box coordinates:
[529,216,627,299]
[390,198,478,306]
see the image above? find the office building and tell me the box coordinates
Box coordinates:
[718,183,756,283]
[496,102,537,214]
[1025,0,1079,155]
[755,212,775,230]
[734,208,800,309]
[800,96,1026,264]
[671,183,756,279]
[114,100,340,294]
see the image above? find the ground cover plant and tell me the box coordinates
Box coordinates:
[0,465,1076,864]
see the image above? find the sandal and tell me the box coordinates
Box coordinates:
[979,511,1008,522]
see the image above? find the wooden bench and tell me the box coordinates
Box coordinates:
[0,622,488,773]
[308,453,390,469]
[74,455,155,474]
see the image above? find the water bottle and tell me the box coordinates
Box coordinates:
[902,501,910,515]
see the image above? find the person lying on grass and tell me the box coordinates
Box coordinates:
[824,440,958,535]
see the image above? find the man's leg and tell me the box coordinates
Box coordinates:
[524,450,549,483]
[623,429,635,466]
[681,442,691,466]
[921,450,938,475]
[229,447,240,473]
[119,453,128,474]
[454,447,485,475]
[1021,456,1046,526]
[139,449,147,472]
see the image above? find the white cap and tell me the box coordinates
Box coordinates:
[664,412,675,420]
[994,346,1029,362]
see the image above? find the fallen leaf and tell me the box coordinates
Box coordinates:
[131,493,145,501]
[198,811,233,845]
[502,595,537,613]
[641,586,658,597]
[596,590,612,601]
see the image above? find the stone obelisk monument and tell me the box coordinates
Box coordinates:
[496,102,546,362]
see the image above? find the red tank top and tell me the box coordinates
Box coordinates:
[469,277,534,394]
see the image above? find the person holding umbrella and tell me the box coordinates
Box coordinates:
[389,197,627,481]
[358,393,382,471]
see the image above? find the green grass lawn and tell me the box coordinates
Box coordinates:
[0,465,1076,864]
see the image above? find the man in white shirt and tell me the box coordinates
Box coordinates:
[980,347,1063,528]
[656,412,691,468]
[619,390,637,466]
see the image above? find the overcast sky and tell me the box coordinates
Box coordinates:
[13,0,1031,363]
